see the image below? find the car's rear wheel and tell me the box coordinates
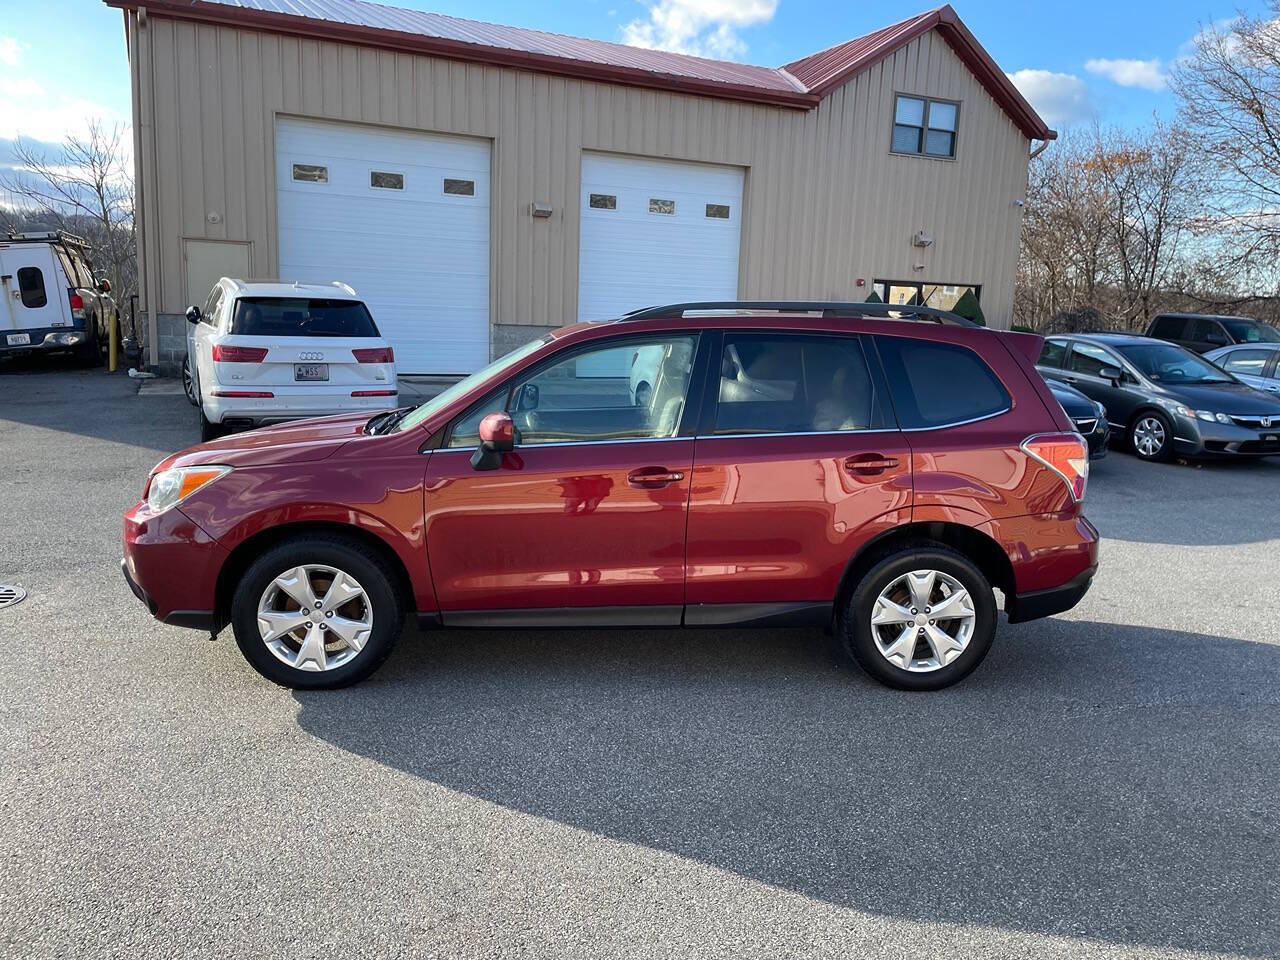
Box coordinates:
[76,317,103,367]
[199,407,223,442]
[837,545,996,691]
[182,356,198,406]
[230,536,404,689]
[1130,411,1173,461]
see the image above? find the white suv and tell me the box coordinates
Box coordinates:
[185,279,398,441]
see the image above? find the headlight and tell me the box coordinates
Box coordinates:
[1196,410,1217,422]
[1215,412,1232,423]
[147,465,231,514]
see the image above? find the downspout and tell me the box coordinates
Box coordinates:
[1029,139,1051,160]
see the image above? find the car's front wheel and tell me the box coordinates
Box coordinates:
[837,545,996,691]
[1130,410,1173,462]
[230,536,404,689]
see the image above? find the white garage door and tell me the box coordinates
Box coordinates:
[276,117,490,374]
[578,152,744,325]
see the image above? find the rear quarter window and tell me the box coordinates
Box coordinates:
[1038,339,1068,368]
[230,297,380,337]
[874,337,1011,429]
[1149,316,1184,339]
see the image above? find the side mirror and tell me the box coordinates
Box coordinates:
[96,277,111,293]
[470,411,514,471]
[185,305,202,325]
[1099,365,1123,386]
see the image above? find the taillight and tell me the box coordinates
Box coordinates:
[351,389,397,397]
[352,347,394,364]
[1022,433,1089,502]
[212,344,268,363]
[68,291,85,320]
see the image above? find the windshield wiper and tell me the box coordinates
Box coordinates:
[365,409,408,435]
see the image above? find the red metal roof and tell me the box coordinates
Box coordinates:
[106,0,1053,139]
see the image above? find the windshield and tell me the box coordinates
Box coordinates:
[393,335,551,433]
[1221,318,1280,343]
[1116,341,1235,384]
[231,297,380,337]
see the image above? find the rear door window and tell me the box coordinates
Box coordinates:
[1038,339,1068,368]
[1220,348,1270,377]
[16,267,47,308]
[1065,342,1117,378]
[713,333,887,435]
[1149,316,1184,339]
[230,298,380,337]
[874,337,1010,429]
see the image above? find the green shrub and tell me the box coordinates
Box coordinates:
[950,289,986,326]
[864,289,883,303]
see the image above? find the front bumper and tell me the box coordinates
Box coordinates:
[1171,415,1280,457]
[123,502,228,630]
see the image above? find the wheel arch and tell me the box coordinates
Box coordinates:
[834,521,1015,615]
[214,520,417,630]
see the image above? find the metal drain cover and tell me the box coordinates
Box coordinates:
[0,584,27,610]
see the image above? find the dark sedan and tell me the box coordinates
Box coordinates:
[1046,378,1109,459]
[1037,333,1280,461]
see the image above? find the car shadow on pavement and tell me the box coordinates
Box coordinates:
[293,617,1279,958]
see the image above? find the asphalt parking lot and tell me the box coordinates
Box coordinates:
[2,363,1279,960]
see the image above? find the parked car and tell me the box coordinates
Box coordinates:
[1146,312,1280,354]
[0,231,113,365]
[1036,333,1280,461]
[124,300,1098,693]
[185,279,397,441]
[1204,343,1280,395]
[1045,378,1109,459]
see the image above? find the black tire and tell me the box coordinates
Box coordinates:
[1129,410,1173,462]
[836,544,997,691]
[76,318,103,367]
[199,407,224,442]
[181,356,198,406]
[230,535,405,689]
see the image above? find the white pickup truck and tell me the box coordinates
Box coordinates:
[0,232,114,365]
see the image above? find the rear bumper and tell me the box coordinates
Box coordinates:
[203,390,396,425]
[123,503,227,631]
[0,327,87,355]
[1007,566,1096,624]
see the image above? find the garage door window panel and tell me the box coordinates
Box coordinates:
[714,334,887,435]
[443,178,476,197]
[370,171,404,190]
[16,267,47,308]
[648,198,676,215]
[589,193,617,210]
[291,163,328,183]
[506,336,698,445]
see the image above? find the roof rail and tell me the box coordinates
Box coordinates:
[617,300,978,327]
[5,229,90,249]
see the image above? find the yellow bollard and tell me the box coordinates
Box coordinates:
[108,308,118,372]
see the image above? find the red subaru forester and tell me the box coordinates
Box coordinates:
[123,302,1098,691]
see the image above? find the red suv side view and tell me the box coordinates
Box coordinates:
[123,302,1098,691]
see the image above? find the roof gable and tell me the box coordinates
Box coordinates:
[107,0,1053,139]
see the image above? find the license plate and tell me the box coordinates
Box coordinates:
[294,363,328,382]
[6,333,31,346]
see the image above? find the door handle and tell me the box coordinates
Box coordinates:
[843,453,900,475]
[627,466,685,488]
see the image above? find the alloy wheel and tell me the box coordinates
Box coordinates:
[182,357,197,405]
[869,569,976,673]
[257,564,373,672]
[1133,416,1166,458]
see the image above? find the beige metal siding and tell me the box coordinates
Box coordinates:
[128,13,1030,343]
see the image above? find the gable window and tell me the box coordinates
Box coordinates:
[892,95,958,159]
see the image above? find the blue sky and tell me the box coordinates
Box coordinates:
[0,0,1271,159]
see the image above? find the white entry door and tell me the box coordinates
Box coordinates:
[276,117,490,374]
[578,152,744,327]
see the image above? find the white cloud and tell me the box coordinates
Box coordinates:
[0,69,128,150]
[1008,69,1095,129]
[1084,57,1167,91]
[621,0,777,60]
[0,37,24,68]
